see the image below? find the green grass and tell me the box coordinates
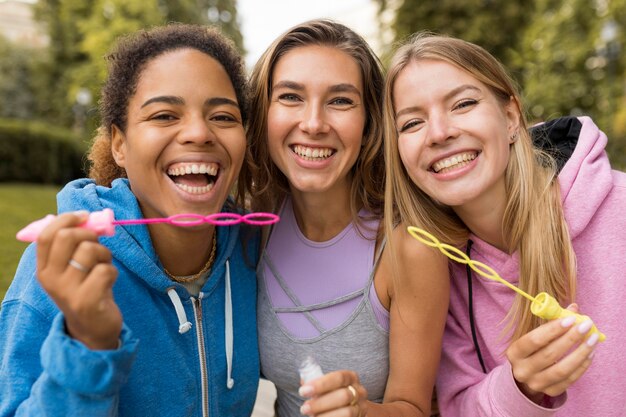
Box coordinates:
[0,183,60,301]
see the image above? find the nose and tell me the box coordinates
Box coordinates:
[298,103,330,135]
[425,112,459,146]
[178,115,215,145]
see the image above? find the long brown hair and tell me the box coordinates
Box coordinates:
[383,33,577,340]
[244,19,385,225]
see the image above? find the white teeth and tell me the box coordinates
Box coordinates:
[167,163,218,177]
[174,182,215,194]
[432,152,477,173]
[293,145,333,161]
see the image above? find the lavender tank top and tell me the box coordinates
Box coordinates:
[257,198,390,417]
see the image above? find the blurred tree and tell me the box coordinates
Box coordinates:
[0,36,40,119]
[31,0,243,132]
[519,0,625,167]
[376,0,533,72]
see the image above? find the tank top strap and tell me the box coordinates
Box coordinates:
[364,236,386,298]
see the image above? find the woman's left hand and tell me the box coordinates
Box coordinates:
[299,370,368,416]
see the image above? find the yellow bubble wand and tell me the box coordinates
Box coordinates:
[407,226,605,342]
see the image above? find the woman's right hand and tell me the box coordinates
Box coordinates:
[505,305,599,402]
[36,211,122,350]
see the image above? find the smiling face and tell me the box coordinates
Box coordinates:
[111,48,245,220]
[393,59,519,211]
[267,45,366,198]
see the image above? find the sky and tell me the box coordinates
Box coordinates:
[237,0,380,69]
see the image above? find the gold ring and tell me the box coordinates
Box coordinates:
[68,259,89,273]
[347,384,358,407]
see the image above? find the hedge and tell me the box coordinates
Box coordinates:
[0,119,88,184]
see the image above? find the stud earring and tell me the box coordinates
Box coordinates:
[509,131,519,142]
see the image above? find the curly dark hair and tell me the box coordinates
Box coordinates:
[88,23,248,188]
[244,19,385,222]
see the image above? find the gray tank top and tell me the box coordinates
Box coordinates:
[257,230,390,417]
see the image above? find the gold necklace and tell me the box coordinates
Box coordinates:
[163,233,217,283]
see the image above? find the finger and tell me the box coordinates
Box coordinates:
[531,318,594,371]
[36,211,90,268]
[75,263,119,311]
[540,329,598,388]
[39,226,99,282]
[308,370,359,395]
[507,316,577,361]
[542,355,594,397]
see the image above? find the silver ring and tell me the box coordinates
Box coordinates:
[68,259,89,273]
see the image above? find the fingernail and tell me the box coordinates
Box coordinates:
[300,403,311,415]
[577,320,593,334]
[588,351,595,360]
[586,332,600,347]
[299,385,314,397]
[561,316,576,327]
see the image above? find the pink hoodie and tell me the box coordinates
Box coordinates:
[436,117,626,417]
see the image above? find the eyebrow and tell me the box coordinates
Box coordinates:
[140,96,239,109]
[395,84,482,118]
[272,81,361,95]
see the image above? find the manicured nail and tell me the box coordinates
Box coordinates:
[577,320,593,334]
[299,385,314,397]
[586,332,600,347]
[300,403,311,415]
[74,210,89,219]
[561,316,576,327]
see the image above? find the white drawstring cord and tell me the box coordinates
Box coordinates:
[167,288,192,334]
[225,259,234,389]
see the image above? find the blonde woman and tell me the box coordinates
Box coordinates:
[383,33,626,416]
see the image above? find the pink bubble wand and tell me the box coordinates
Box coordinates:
[16,208,280,242]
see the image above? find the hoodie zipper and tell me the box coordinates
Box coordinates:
[192,295,209,417]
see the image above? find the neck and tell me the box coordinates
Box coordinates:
[454,180,510,253]
[150,224,216,276]
[289,182,354,242]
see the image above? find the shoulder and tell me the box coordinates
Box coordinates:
[382,223,449,297]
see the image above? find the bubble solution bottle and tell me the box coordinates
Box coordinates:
[299,356,324,384]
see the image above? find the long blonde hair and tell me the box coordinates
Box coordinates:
[383,33,577,340]
[244,19,385,224]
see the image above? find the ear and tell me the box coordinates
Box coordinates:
[110,125,127,168]
[505,96,521,144]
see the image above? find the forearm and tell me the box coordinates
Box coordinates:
[365,399,428,417]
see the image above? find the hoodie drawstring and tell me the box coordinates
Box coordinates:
[166,259,234,389]
[225,259,235,389]
[167,288,193,334]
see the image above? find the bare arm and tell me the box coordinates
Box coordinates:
[300,225,450,417]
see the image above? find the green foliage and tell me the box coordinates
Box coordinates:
[0,37,45,120]
[0,119,87,184]
[31,0,244,131]
[0,183,60,302]
[385,0,533,73]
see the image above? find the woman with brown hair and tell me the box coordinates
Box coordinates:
[245,19,449,417]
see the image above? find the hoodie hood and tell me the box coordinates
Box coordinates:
[56,178,242,297]
[558,116,613,240]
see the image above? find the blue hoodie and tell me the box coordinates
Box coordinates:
[0,179,260,417]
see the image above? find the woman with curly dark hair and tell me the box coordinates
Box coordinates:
[0,24,259,417]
